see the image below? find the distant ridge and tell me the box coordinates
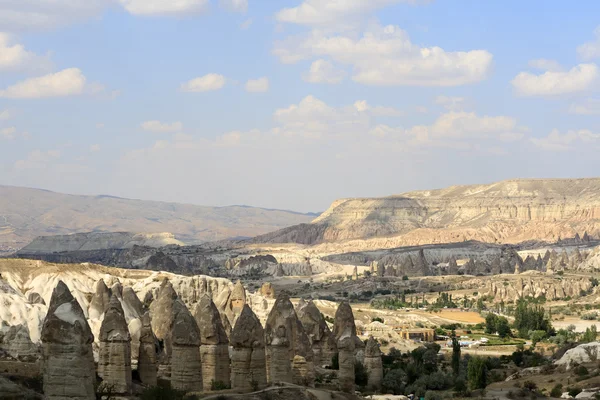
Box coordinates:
[0,185,316,250]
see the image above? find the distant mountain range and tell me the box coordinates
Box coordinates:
[0,185,317,250]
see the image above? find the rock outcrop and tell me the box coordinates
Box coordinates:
[193,294,231,391]
[230,304,266,390]
[333,301,358,393]
[364,336,383,391]
[296,299,335,367]
[265,294,296,384]
[41,281,95,400]
[98,294,132,394]
[88,279,111,320]
[149,280,178,359]
[260,282,275,299]
[138,312,158,386]
[170,299,202,392]
[0,322,38,360]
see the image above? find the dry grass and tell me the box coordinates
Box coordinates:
[435,310,484,323]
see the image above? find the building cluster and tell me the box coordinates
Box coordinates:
[40,279,385,399]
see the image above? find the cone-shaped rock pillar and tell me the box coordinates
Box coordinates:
[98,294,132,394]
[88,279,111,320]
[230,304,266,390]
[296,299,331,367]
[333,301,358,393]
[264,294,295,384]
[230,281,246,314]
[41,281,95,400]
[193,294,231,391]
[170,299,202,392]
[149,280,178,358]
[138,312,158,387]
[364,336,383,391]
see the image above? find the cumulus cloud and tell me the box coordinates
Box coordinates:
[219,0,247,13]
[0,33,51,72]
[141,120,183,133]
[245,77,269,93]
[303,59,346,84]
[511,63,599,97]
[569,98,600,115]
[0,0,107,31]
[276,0,425,27]
[274,24,493,87]
[0,68,101,99]
[435,96,466,111]
[531,129,600,151]
[240,18,253,30]
[117,0,209,16]
[578,26,600,61]
[180,73,226,92]
[14,149,61,170]
[528,59,563,72]
[353,100,404,117]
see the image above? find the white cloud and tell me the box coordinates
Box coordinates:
[117,0,209,16]
[276,0,425,27]
[0,0,107,31]
[569,98,600,115]
[528,58,563,72]
[511,63,599,97]
[240,18,253,30]
[0,109,14,120]
[435,96,465,111]
[219,0,247,13]
[0,68,99,99]
[353,100,404,117]
[303,59,346,84]
[274,24,493,87]
[141,120,183,133]
[578,26,600,61]
[0,127,17,139]
[14,149,61,169]
[0,33,51,72]
[531,129,600,151]
[180,73,226,92]
[245,77,269,93]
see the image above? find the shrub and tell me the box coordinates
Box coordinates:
[550,383,563,398]
[568,387,582,397]
[354,361,369,387]
[574,365,589,376]
[140,386,187,400]
[371,317,384,323]
[211,380,231,390]
[424,391,443,400]
[331,353,339,369]
[382,369,406,395]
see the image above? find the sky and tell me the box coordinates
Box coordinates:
[1,0,600,213]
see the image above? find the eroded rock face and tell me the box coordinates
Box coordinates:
[333,301,358,394]
[138,312,158,387]
[88,279,111,320]
[265,294,295,384]
[27,292,45,305]
[170,299,202,392]
[41,281,95,400]
[296,299,331,367]
[230,281,246,314]
[260,282,275,299]
[364,337,383,391]
[0,322,39,360]
[98,294,132,394]
[149,280,178,358]
[193,294,230,391]
[230,304,266,390]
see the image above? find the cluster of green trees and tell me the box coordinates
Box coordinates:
[432,292,458,309]
[513,300,554,338]
[484,313,511,338]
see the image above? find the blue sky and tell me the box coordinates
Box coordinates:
[1,0,600,212]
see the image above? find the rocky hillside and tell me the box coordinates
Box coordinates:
[0,185,316,251]
[254,178,600,249]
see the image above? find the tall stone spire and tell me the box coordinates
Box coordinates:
[88,279,111,320]
[193,294,231,391]
[98,294,132,394]
[230,280,246,314]
[332,301,358,393]
[230,304,266,390]
[364,336,383,391]
[138,312,158,387]
[264,293,295,384]
[149,279,178,358]
[170,299,202,392]
[296,299,330,367]
[41,281,95,400]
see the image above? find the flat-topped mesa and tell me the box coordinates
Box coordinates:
[41,281,95,400]
[138,312,158,387]
[98,294,132,394]
[364,336,383,391]
[170,299,202,392]
[333,301,358,394]
[149,279,178,358]
[88,279,111,320]
[193,294,231,391]
[230,304,266,390]
[264,293,296,384]
[296,299,330,367]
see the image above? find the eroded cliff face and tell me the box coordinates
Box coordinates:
[256,178,600,249]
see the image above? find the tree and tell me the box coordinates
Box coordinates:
[422,349,438,373]
[451,331,461,376]
[513,299,553,338]
[485,313,498,334]
[382,369,407,395]
[496,317,511,338]
[467,356,488,390]
[529,330,547,346]
[582,325,598,343]
[354,361,369,387]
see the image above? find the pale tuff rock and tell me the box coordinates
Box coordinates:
[110,282,123,300]
[146,251,178,272]
[170,299,202,392]
[98,294,132,394]
[369,261,377,275]
[41,280,95,400]
[138,312,158,386]
[514,263,521,274]
[292,316,315,387]
[376,263,385,277]
[556,341,600,369]
[27,292,45,305]
[292,355,312,386]
[122,287,144,321]
[352,266,358,280]
[149,280,178,357]
[260,282,276,299]
[333,301,358,394]
[296,299,333,367]
[0,322,38,360]
[193,294,230,391]
[275,264,285,277]
[88,279,111,320]
[265,293,296,384]
[230,304,266,390]
[220,312,233,339]
[230,280,246,314]
[481,275,592,302]
[447,257,458,275]
[364,337,383,391]
[384,265,396,277]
